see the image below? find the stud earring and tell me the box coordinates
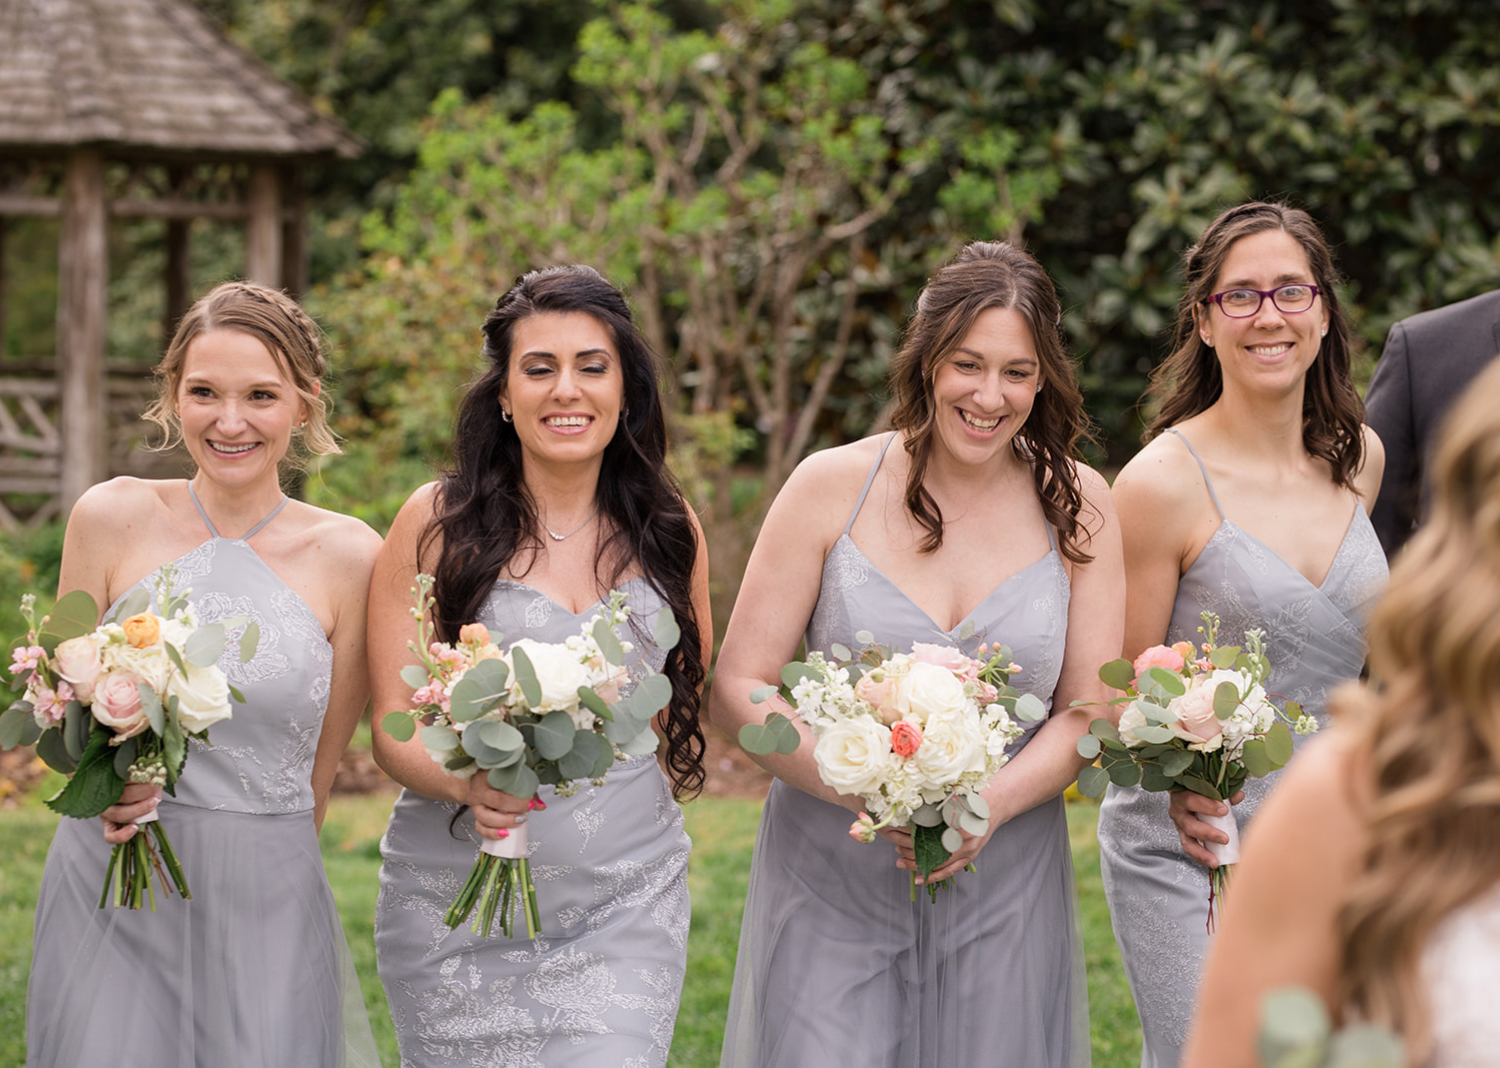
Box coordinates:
[1321,328,1327,337]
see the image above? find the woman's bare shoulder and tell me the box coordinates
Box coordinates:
[1111,432,1209,514]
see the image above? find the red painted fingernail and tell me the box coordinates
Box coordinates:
[529,798,546,811]
[496,829,509,839]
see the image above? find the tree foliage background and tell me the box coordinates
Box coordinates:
[9,0,1500,618]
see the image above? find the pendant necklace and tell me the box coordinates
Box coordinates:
[542,504,600,542]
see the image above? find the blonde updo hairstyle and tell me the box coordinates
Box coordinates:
[145,280,339,462]
[1334,356,1500,1059]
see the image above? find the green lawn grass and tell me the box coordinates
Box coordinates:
[0,792,1141,1067]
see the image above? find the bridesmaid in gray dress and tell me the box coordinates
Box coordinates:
[369,265,711,1067]
[713,242,1124,1067]
[27,282,382,1066]
[1097,202,1387,1068]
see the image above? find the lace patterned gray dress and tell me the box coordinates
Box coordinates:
[1096,430,1387,1068]
[27,489,379,1067]
[720,435,1092,1068]
[375,576,691,1068]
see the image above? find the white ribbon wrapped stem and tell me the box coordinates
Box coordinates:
[480,821,528,859]
[1200,808,1240,865]
[133,809,160,826]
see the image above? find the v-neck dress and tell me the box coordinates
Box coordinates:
[720,434,1091,1068]
[27,488,379,1067]
[1096,430,1387,1068]
[374,576,692,1068]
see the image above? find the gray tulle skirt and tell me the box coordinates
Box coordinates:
[27,801,379,1067]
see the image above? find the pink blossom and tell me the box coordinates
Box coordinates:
[1171,684,1224,746]
[91,671,151,740]
[890,720,924,758]
[411,681,450,713]
[978,682,999,704]
[10,644,45,679]
[28,681,73,726]
[1132,644,1185,682]
[54,635,103,702]
[429,643,467,674]
[911,642,976,679]
[848,812,877,844]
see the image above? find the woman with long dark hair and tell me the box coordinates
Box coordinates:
[1184,356,1500,1067]
[714,241,1123,1066]
[1096,202,1387,1067]
[369,265,710,1066]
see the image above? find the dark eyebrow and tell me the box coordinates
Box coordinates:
[518,348,615,360]
[953,347,1038,369]
[1220,274,1314,288]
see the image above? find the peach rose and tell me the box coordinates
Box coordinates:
[1171,641,1195,662]
[91,671,151,740]
[1132,644,1185,682]
[890,720,923,759]
[53,635,103,703]
[121,613,161,649]
[854,672,902,725]
[459,623,491,646]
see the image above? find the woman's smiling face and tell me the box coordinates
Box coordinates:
[929,306,1042,468]
[499,311,625,471]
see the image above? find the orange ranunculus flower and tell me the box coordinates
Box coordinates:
[459,623,491,646]
[121,612,161,649]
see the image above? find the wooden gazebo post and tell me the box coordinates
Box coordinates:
[57,149,108,512]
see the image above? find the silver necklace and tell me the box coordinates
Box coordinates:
[542,504,600,542]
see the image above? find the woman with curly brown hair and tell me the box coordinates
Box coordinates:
[1184,355,1500,1067]
[1096,202,1388,1067]
[713,240,1123,1067]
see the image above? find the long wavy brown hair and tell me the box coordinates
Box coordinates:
[1334,357,1500,1060]
[886,240,1094,563]
[1145,201,1366,489]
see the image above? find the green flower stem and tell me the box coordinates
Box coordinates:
[444,853,492,928]
[476,855,505,936]
[150,822,191,901]
[99,844,120,910]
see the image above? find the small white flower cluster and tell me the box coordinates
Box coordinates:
[790,649,1023,827]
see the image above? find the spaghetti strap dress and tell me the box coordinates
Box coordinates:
[1096,429,1387,1068]
[374,576,691,1068]
[27,485,379,1067]
[720,434,1091,1068]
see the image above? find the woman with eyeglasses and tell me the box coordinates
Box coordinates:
[1094,202,1387,1068]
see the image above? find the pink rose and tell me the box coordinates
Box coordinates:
[1132,644,1185,682]
[910,643,975,678]
[53,635,103,703]
[91,671,151,740]
[1170,684,1223,747]
[890,720,923,758]
[855,672,902,725]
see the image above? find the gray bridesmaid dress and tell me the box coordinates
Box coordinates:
[27,487,378,1067]
[720,435,1091,1068]
[375,577,691,1068]
[1096,430,1387,1068]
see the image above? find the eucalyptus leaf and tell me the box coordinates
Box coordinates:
[163,713,187,781]
[958,809,988,837]
[577,686,613,721]
[139,684,165,736]
[1265,721,1294,767]
[909,803,944,828]
[420,724,461,752]
[964,792,990,820]
[829,642,852,662]
[228,684,246,704]
[382,711,417,742]
[770,714,802,755]
[110,588,150,624]
[652,606,680,653]
[239,620,260,663]
[1105,758,1142,788]
[448,659,510,723]
[1241,737,1271,778]
[400,664,430,690]
[1076,764,1110,798]
[164,641,187,677]
[1213,681,1242,718]
[42,590,101,649]
[1258,986,1330,1066]
[618,724,661,757]
[1089,718,1122,744]
[444,753,477,773]
[184,625,226,668]
[477,718,525,753]
[854,630,875,645]
[1012,693,1047,722]
[1138,762,1173,792]
[780,661,817,690]
[1138,701,1176,726]
[1177,774,1223,801]
[748,684,779,704]
[63,700,90,760]
[0,703,31,749]
[558,730,613,779]
[940,826,965,853]
[1133,724,1177,745]
[736,722,778,755]
[111,734,140,779]
[533,710,577,761]
[1099,658,1135,691]
[511,645,543,708]
[1076,734,1102,760]
[36,728,76,774]
[1209,645,1241,669]
[1160,749,1194,776]
[628,674,673,716]
[1143,666,1187,697]
[591,618,626,667]
[604,709,648,744]
[487,761,539,799]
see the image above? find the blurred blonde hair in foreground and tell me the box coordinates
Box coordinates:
[1333,356,1500,1058]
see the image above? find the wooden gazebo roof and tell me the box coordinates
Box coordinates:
[0,0,359,160]
[0,0,361,524]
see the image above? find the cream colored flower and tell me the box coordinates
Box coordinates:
[814,716,894,798]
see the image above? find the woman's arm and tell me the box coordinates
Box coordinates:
[1181,731,1365,1068]
[707,448,864,808]
[914,465,1126,882]
[307,514,385,831]
[1355,424,1386,515]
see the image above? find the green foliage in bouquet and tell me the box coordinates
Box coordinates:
[1259,987,1405,1068]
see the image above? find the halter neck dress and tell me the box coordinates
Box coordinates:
[1096,430,1387,1068]
[28,484,378,1067]
[374,576,692,1067]
[720,434,1091,1068]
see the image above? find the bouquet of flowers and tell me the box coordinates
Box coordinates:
[1258,987,1405,1068]
[738,633,1046,900]
[381,575,679,939]
[0,569,257,909]
[1073,611,1319,928]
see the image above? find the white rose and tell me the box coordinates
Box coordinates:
[813,716,894,798]
[912,708,987,786]
[1117,702,1149,747]
[894,661,968,722]
[168,662,233,733]
[505,639,592,713]
[103,641,172,691]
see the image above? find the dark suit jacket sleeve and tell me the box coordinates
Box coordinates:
[1364,320,1418,558]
